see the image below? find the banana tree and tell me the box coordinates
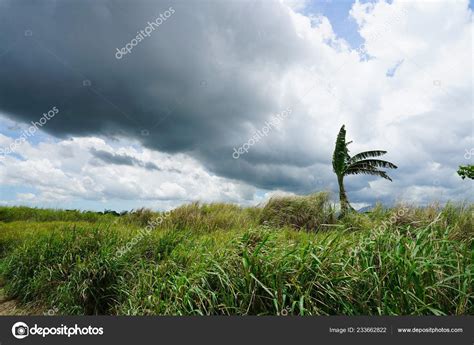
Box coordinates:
[332,125,397,214]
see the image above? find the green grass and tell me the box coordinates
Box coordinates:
[0,206,117,223]
[0,194,472,315]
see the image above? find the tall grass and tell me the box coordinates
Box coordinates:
[259,192,335,231]
[163,202,259,232]
[0,200,472,315]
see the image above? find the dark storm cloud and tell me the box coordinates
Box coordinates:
[90,148,161,171]
[0,0,320,192]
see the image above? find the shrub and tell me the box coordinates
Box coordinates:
[119,208,157,227]
[163,202,258,232]
[259,192,335,231]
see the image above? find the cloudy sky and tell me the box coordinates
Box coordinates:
[0,0,472,211]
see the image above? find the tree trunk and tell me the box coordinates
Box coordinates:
[337,175,350,215]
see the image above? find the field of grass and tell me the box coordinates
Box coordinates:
[0,193,472,316]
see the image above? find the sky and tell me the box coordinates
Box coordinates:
[0,0,472,211]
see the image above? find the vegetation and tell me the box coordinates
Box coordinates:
[260,192,335,230]
[0,206,117,223]
[457,165,474,180]
[0,196,472,316]
[332,125,397,214]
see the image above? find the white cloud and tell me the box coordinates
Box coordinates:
[0,133,260,209]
